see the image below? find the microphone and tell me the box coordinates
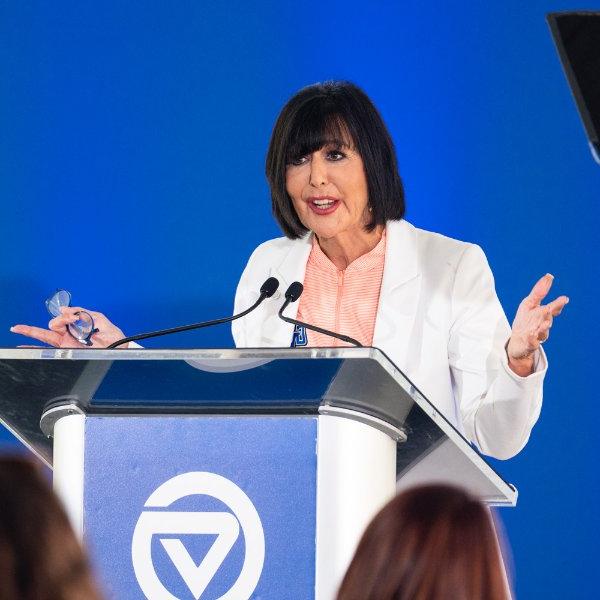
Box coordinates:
[278,281,363,347]
[107,277,279,348]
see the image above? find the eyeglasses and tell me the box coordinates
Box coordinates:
[45,289,98,346]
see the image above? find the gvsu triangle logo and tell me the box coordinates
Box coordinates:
[131,472,265,599]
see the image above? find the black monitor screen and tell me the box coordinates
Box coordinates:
[548,12,600,161]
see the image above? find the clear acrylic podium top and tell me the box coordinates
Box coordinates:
[0,347,517,506]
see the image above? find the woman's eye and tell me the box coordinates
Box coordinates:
[326,150,345,161]
[289,156,308,166]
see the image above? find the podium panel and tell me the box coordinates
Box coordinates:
[84,415,317,599]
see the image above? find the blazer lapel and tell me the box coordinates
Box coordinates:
[373,220,423,374]
[260,234,313,347]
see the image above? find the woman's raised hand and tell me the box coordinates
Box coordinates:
[506,274,569,376]
[11,307,127,349]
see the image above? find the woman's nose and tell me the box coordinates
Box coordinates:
[309,155,328,187]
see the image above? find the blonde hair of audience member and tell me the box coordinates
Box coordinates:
[0,456,103,600]
[337,484,510,600]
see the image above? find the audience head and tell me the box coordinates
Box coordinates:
[337,484,510,600]
[0,455,102,600]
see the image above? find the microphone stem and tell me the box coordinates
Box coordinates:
[278,305,363,348]
[107,293,266,349]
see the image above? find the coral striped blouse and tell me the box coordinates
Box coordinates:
[296,231,386,347]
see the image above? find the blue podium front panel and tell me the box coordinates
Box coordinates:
[83,415,317,599]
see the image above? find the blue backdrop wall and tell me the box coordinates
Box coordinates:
[1,2,598,598]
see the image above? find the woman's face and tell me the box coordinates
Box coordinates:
[285,143,369,240]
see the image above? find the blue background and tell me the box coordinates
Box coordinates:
[84,416,317,598]
[0,2,598,598]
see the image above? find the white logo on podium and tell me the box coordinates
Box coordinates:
[132,472,265,599]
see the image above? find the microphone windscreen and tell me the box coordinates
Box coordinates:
[260,277,279,297]
[285,281,304,302]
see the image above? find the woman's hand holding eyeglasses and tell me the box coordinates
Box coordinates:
[11,289,127,349]
[11,306,126,348]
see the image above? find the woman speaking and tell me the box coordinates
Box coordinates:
[11,81,568,460]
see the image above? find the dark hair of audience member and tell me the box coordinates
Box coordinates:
[337,484,510,600]
[0,456,103,600]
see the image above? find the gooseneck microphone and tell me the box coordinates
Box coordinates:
[278,281,363,347]
[108,277,279,348]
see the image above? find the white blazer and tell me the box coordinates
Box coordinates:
[232,219,547,460]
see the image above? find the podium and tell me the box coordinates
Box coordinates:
[0,347,516,600]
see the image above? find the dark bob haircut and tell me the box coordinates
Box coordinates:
[266,81,405,239]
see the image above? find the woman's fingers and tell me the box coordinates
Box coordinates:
[530,296,568,346]
[546,295,569,316]
[533,308,557,343]
[527,274,554,306]
[510,280,568,361]
[514,310,552,353]
[10,325,63,347]
[59,306,84,316]
[49,313,79,332]
[537,314,552,341]
[61,306,110,327]
[83,310,110,324]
